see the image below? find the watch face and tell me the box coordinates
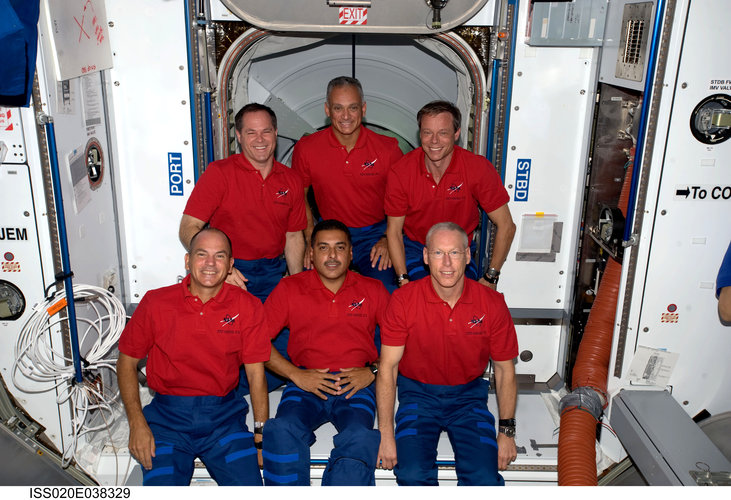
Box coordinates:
[499,426,515,438]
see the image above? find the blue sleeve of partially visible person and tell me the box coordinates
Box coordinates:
[717,242,731,298]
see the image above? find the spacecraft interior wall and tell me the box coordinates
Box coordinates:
[104,0,197,300]
[500,1,599,317]
[608,0,731,421]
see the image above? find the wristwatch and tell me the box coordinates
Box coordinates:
[397,273,411,285]
[498,418,516,438]
[483,268,500,285]
[367,362,379,376]
[254,421,265,435]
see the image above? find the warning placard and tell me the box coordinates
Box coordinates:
[339,7,368,25]
[0,108,13,132]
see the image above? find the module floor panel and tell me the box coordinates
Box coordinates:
[94,387,559,485]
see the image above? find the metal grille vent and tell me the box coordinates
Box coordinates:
[614,2,652,82]
[622,19,645,65]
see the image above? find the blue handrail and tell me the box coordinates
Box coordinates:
[44,120,83,384]
[184,0,201,182]
[204,91,215,165]
[478,59,504,275]
[623,0,666,242]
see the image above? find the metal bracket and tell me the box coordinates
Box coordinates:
[36,112,52,125]
[689,468,731,486]
[622,233,639,247]
[6,416,43,441]
[195,83,214,94]
[530,439,558,451]
[327,1,372,6]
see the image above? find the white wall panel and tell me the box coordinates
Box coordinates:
[105,0,195,301]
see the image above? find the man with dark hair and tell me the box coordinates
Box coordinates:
[118,228,270,485]
[292,76,403,292]
[385,100,516,289]
[179,103,306,393]
[261,219,390,485]
[235,102,278,131]
[376,222,518,486]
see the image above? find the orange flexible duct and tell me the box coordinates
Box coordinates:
[558,159,634,485]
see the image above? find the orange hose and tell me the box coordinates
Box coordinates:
[557,159,634,485]
[558,408,601,485]
[570,258,622,397]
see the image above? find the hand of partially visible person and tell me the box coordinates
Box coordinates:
[290,368,341,400]
[128,420,156,470]
[226,268,249,290]
[497,432,517,470]
[303,251,313,271]
[377,434,398,470]
[370,237,392,271]
[337,366,375,398]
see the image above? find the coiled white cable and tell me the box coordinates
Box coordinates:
[13,283,128,468]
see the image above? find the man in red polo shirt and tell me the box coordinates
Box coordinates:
[118,228,270,485]
[261,219,390,485]
[292,76,403,292]
[385,100,516,289]
[179,103,306,392]
[376,222,518,485]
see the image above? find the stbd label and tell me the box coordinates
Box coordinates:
[514,159,531,202]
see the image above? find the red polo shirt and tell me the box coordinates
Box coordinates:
[183,154,307,260]
[292,126,403,228]
[118,276,271,396]
[264,270,390,369]
[380,277,518,386]
[384,146,509,244]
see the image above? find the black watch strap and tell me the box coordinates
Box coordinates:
[483,268,500,284]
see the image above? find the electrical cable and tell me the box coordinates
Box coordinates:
[12,284,128,468]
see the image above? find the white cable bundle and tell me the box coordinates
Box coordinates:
[13,283,128,467]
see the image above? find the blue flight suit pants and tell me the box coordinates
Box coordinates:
[262,381,380,486]
[140,392,261,486]
[402,235,479,281]
[393,375,504,486]
[233,256,290,396]
[350,220,397,293]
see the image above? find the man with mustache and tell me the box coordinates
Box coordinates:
[261,219,390,485]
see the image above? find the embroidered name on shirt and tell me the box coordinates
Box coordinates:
[360,159,379,176]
